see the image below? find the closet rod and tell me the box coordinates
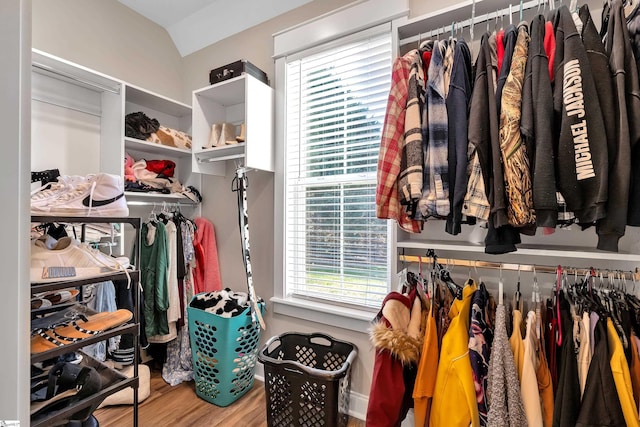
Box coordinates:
[32,62,121,94]
[400,0,546,45]
[31,96,102,118]
[398,254,640,282]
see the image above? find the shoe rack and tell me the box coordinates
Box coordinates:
[30,216,141,427]
[191,74,275,175]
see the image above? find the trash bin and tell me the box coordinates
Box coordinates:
[188,294,265,407]
[258,332,357,427]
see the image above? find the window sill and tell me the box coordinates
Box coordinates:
[270,296,376,334]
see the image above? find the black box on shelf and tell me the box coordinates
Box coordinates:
[209,60,269,86]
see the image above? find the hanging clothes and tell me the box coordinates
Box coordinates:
[521,311,543,427]
[193,217,222,294]
[608,317,640,427]
[603,0,640,248]
[148,218,179,344]
[418,40,449,219]
[576,310,592,396]
[445,39,473,236]
[463,32,494,223]
[551,5,608,226]
[576,317,625,427]
[524,16,557,228]
[413,300,438,427]
[486,304,527,426]
[367,290,422,427]
[552,292,581,427]
[521,15,557,229]
[376,51,422,233]
[630,333,640,414]
[536,326,555,427]
[430,280,479,427]
[510,309,525,381]
[499,22,535,230]
[468,283,492,426]
[140,221,169,337]
[400,49,426,218]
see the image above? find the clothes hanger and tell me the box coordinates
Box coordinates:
[555,265,563,346]
[515,264,522,310]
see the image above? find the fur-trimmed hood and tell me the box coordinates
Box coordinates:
[370,321,422,365]
[369,291,424,365]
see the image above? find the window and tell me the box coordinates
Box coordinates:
[283,29,392,309]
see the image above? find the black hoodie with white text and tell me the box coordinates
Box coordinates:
[551,6,608,226]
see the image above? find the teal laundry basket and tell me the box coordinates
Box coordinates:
[188,295,265,407]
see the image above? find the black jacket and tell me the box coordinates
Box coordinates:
[575,317,626,426]
[445,40,473,235]
[552,6,608,225]
[468,33,497,213]
[600,0,640,251]
[521,15,557,228]
[552,293,581,427]
[625,0,640,227]
[468,33,520,254]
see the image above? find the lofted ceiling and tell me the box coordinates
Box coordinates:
[118,0,313,57]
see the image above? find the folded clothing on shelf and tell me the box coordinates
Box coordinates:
[30,236,130,283]
[125,111,159,140]
[31,173,129,217]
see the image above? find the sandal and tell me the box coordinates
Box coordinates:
[31,289,80,310]
[31,361,102,418]
[31,309,132,354]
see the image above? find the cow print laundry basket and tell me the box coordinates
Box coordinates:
[188,292,265,407]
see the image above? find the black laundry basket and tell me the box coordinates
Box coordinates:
[258,332,357,427]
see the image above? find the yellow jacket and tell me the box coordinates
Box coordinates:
[608,318,640,427]
[430,280,479,427]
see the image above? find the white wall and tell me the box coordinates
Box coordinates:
[32,0,184,102]
[0,0,31,423]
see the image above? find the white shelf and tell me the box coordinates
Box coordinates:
[125,84,191,117]
[396,239,640,262]
[193,75,246,106]
[124,191,198,205]
[124,136,191,157]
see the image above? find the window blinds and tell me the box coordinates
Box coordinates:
[284,30,392,308]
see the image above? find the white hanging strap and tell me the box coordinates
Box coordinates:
[233,167,265,329]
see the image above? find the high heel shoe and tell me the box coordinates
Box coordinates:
[220,122,237,145]
[204,123,222,149]
[236,123,246,143]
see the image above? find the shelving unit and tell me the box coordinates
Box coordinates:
[30,216,141,427]
[192,74,274,175]
[123,83,199,206]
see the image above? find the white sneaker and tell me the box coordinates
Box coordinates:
[31,236,130,283]
[30,175,89,214]
[46,173,129,217]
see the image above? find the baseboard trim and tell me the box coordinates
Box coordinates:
[348,390,368,420]
[253,365,367,421]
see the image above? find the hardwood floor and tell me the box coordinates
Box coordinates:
[94,369,365,426]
